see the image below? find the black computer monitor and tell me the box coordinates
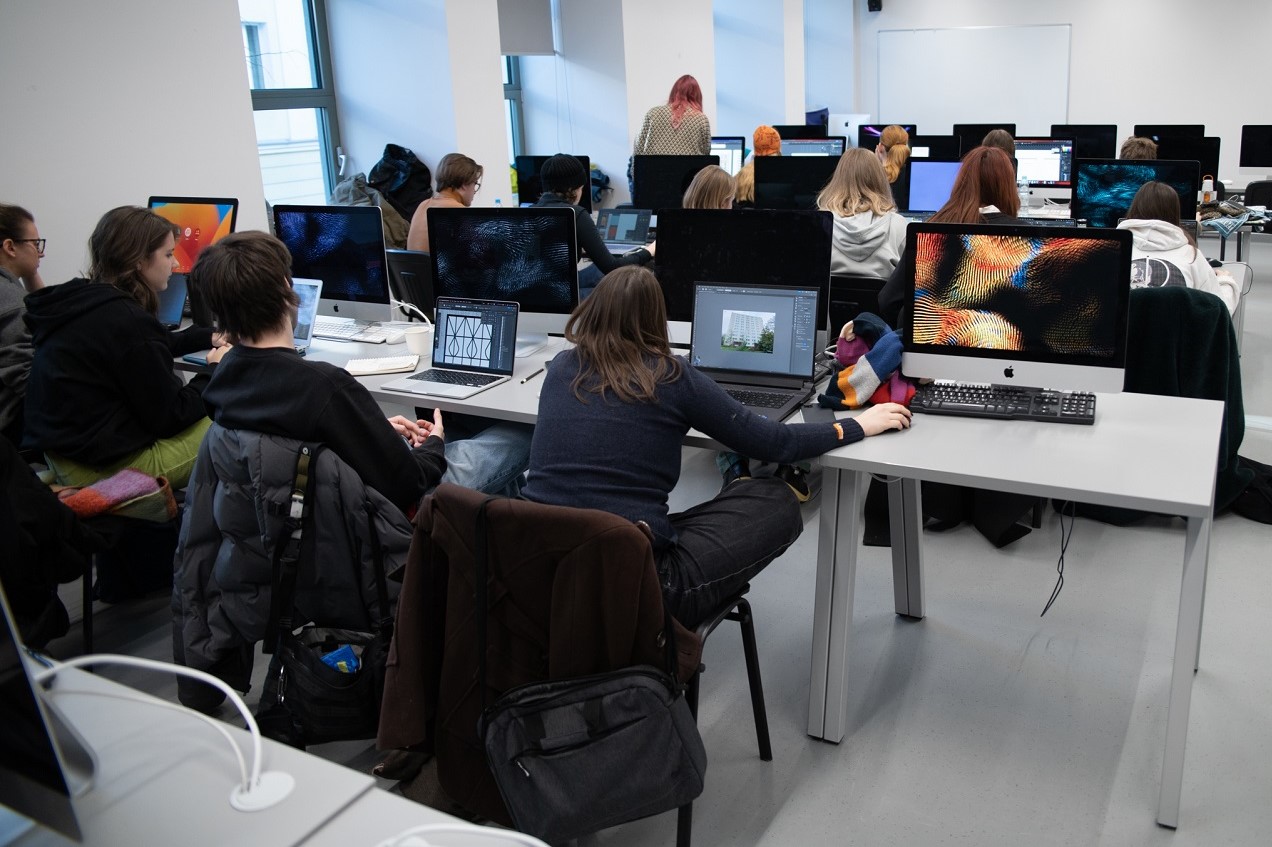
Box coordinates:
[952,123,1017,156]
[781,137,846,156]
[272,204,394,325]
[907,134,961,160]
[710,136,747,176]
[857,124,917,150]
[1239,125,1272,168]
[1051,124,1118,161]
[631,155,719,211]
[653,208,833,328]
[427,206,578,344]
[1071,159,1200,229]
[773,124,827,140]
[753,156,840,211]
[1133,124,1205,141]
[1154,136,1221,181]
[515,155,592,213]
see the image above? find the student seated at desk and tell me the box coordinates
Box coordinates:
[1119,181,1239,314]
[519,266,911,628]
[0,203,45,448]
[733,125,781,210]
[405,152,482,253]
[681,164,735,210]
[534,153,654,299]
[816,147,908,279]
[1120,136,1157,160]
[22,206,227,487]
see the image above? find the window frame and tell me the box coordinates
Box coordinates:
[504,55,526,159]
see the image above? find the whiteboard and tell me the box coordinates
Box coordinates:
[877,25,1070,136]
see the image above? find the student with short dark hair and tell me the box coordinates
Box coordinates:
[406,152,483,253]
[23,206,227,487]
[0,203,43,447]
[981,128,1016,159]
[1120,136,1158,160]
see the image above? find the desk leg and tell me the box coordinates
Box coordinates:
[807,467,864,742]
[1156,513,1211,828]
[888,478,925,618]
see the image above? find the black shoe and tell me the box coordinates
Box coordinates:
[775,464,811,503]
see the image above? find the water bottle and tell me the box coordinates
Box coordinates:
[494,197,503,209]
[1017,176,1031,209]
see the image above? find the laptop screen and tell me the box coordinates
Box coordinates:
[780,137,846,156]
[291,278,323,347]
[596,209,651,244]
[905,160,961,212]
[710,137,746,176]
[156,275,188,328]
[431,297,519,375]
[690,283,819,380]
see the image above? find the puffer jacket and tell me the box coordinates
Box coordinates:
[172,424,412,706]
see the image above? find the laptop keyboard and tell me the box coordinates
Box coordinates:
[407,369,503,388]
[726,388,793,409]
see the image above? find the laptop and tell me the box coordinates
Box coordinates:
[596,208,652,253]
[689,282,819,421]
[181,277,323,367]
[156,275,188,329]
[381,297,518,399]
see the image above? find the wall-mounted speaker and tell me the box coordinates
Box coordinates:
[868,0,882,11]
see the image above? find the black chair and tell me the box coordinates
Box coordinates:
[1242,180,1272,209]
[829,274,887,331]
[385,248,434,322]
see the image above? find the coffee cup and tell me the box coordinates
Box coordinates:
[403,326,433,356]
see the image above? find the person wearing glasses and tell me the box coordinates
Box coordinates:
[0,204,45,447]
[22,206,227,487]
[406,152,483,253]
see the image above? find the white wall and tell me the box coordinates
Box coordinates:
[713,0,787,137]
[0,1,266,286]
[853,0,1272,183]
[805,0,856,119]
[445,0,516,205]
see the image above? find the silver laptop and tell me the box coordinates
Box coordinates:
[381,297,518,399]
[156,275,188,329]
[291,277,323,353]
[596,208,652,252]
[689,282,819,421]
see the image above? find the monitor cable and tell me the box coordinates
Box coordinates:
[391,297,432,325]
[1040,500,1076,617]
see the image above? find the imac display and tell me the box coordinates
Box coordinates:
[514,154,592,213]
[1071,159,1200,228]
[781,137,846,156]
[857,124,917,150]
[907,134,960,160]
[1133,124,1205,141]
[710,137,746,176]
[1050,124,1117,160]
[1014,138,1075,200]
[753,156,839,211]
[902,222,1132,392]
[952,123,1017,156]
[272,205,394,324]
[773,124,827,140]
[631,155,719,210]
[828,113,872,148]
[148,196,239,326]
[653,208,832,335]
[1154,136,1221,181]
[1239,125,1272,168]
[427,206,577,347]
[903,160,962,213]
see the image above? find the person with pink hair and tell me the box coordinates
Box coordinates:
[633,74,711,156]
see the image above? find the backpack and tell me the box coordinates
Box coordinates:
[590,164,612,205]
[368,144,434,221]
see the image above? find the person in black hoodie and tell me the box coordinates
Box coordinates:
[22,206,228,488]
[533,154,654,299]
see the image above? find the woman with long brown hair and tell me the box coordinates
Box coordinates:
[520,266,910,628]
[876,124,911,184]
[23,206,227,486]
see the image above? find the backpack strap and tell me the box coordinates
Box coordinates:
[264,444,321,654]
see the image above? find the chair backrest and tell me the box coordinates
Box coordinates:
[385,248,434,322]
[829,274,888,332]
[1242,180,1272,208]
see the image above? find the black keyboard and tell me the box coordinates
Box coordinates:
[407,369,501,388]
[726,388,793,409]
[910,383,1096,425]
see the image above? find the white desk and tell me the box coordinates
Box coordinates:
[805,392,1223,829]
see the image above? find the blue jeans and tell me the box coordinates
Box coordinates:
[578,263,604,301]
[442,421,534,498]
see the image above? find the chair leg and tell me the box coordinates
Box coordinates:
[82,553,95,654]
[686,673,700,719]
[732,599,772,761]
[676,802,693,847]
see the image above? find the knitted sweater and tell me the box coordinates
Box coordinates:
[634,104,711,156]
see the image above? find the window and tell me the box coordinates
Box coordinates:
[503,56,525,159]
[239,0,342,205]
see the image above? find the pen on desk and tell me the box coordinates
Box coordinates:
[521,366,546,384]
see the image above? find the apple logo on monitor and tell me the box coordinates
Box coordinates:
[1003,366,1015,379]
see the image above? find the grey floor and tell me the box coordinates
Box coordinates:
[48,232,1272,846]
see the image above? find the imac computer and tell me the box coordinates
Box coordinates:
[653,208,833,345]
[1014,137,1075,201]
[147,196,239,326]
[902,222,1133,392]
[1153,136,1221,181]
[515,154,592,213]
[1133,124,1205,140]
[773,124,827,140]
[1050,124,1117,160]
[901,160,962,213]
[272,204,395,325]
[857,123,917,151]
[710,136,746,176]
[952,123,1017,156]
[780,137,846,156]
[1071,159,1200,229]
[827,113,872,148]
[1239,125,1272,175]
[631,155,719,210]
[906,134,961,160]
[753,155,840,211]
[426,206,577,354]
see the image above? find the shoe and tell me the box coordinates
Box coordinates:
[717,452,751,489]
[775,464,811,503]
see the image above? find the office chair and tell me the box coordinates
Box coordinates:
[828,274,888,332]
[1241,180,1272,209]
[385,248,434,322]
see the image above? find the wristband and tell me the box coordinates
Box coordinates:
[832,422,844,441]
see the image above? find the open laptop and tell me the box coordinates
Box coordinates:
[181,277,323,367]
[156,275,188,329]
[595,208,652,253]
[689,282,819,421]
[380,297,518,399]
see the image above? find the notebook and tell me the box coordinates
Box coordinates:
[595,208,652,252]
[689,282,819,421]
[380,297,518,399]
[156,275,188,329]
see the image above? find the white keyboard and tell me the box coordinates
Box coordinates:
[314,318,406,345]
[343,354,420,376]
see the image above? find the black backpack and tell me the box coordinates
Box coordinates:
[368,144,434,221]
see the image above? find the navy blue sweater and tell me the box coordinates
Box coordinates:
[521,350,862,549]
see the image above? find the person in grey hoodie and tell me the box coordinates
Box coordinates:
[0,204,44,447]
[1117,181,1239,314]
[815,147,909,279]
